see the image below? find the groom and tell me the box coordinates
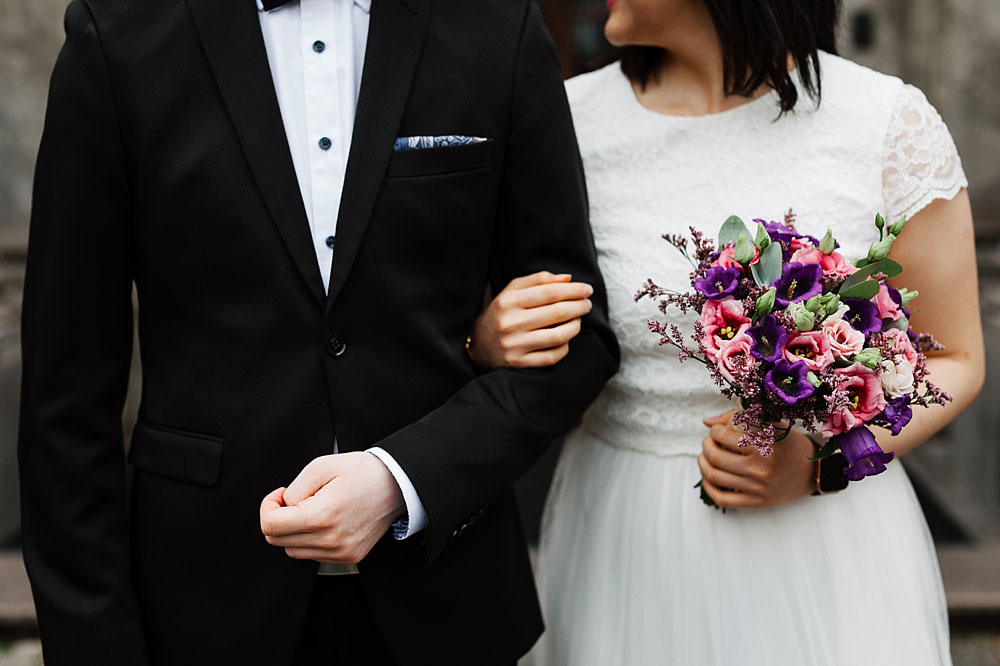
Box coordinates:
[17,0,618,664]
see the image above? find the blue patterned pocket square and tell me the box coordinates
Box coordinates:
[393,135,488,152]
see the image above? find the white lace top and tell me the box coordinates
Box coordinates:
[568,52,967,457]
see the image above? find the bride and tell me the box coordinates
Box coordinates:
[468,0,985,664]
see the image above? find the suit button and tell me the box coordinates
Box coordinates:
[325,334,346,357]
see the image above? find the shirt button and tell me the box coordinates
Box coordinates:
[318,137,332,150]
[325,235,336,249]
[312,40,326,53]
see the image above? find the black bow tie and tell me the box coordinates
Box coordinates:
[261,0,295,10]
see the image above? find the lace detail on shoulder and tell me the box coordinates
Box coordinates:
[882,84,967,221]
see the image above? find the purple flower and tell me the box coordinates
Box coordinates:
[764,359,816,405]
[756,219,820,247]
[879,394,913,436]
[694,266,742,300]
[842,297,881,336]
[748,314,788,362]
[836,426,895,481]
[772,262,823,308]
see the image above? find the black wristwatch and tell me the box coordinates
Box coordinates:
[814,452,850,494]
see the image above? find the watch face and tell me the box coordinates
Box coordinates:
[819,453,850,492]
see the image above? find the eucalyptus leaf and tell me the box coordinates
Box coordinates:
[809,438,840,461]
[718,215,751,249]
[751,240,783,286]
[839,262,881,293]
[876,258,903,279]
[839,280,879,300]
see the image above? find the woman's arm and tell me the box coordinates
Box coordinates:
[469,271,592,369]
[877,190,985,455]
[699,191,985,509]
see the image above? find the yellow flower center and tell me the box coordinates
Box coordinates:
[719,326,736,340]
[792,345,815,359]
[786,279,798,300]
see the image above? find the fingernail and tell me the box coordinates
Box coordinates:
[585,285,594,296]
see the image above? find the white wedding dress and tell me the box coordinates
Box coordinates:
[525,52,967,666]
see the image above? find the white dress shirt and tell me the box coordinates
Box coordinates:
[257,0,428,540]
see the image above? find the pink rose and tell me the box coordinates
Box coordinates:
[788,238,815,254]
[789,247,858,277]
[711,244,760,272]
[822,363,888,438]
[874,283,902,321]
[822,319,865,361]
[782,330,835,371]
[699,298,750,357]
[716,334,755,382]
[881,328,918,367]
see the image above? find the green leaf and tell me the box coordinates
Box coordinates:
[876,258,903,279]
[839,262,881,294]
[751,240,783,287]
[839,280,879,300]
[694,480,724,511]
[734,232,756,265]
[718,215,751,249]
[819,228,836,255]
[809,437,840,461]
[754,222,771,250]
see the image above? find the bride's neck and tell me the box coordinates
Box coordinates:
[632,10,769,117]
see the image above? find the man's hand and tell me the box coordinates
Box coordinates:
[697,411,816,509]
[259,452,405,564]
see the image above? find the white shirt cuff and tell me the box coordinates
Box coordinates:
[366,447,429,540]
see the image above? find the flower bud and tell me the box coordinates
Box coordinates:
[754,222,771,250]
[874,213,885,232]
[889,216,907,236]
[734,232,756,265]
[805,294,823,312]
[787,302,815,332]
[853,347,882,370]
[755,287,776,318]
[819,228,836,255]
[898,287,918,307]
[820,293,842,317]
[867,234,895,262]
[807,370,821,388]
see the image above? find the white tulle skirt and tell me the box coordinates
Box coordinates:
[523,429,952,666]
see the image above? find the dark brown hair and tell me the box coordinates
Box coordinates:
[620,0,842,114]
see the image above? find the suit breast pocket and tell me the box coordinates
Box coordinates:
[385,139,494,179]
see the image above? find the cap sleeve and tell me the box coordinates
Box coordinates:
[882,84,968,221]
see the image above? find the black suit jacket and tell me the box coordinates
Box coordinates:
[18,0,619,664]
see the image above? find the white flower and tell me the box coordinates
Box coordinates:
[879,359,915,399]
[822,302,850,324]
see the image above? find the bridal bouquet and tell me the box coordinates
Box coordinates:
[636,212,951,499]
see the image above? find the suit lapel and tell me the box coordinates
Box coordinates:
[325,0,432,312]
[184,0,327,304]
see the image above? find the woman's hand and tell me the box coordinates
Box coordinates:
[468,271,593,369]
[698,411,816,509]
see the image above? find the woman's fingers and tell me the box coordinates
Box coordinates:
[702,410,734,427]
[700,477,762,509]
[518,318,582,352]
[512,281,593,309]
[515,344,571,368]
[702,435,753,474]
[698,455,763,495]
[504,271,571,292]
[517,298,593,330]
[709,423,748,453]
